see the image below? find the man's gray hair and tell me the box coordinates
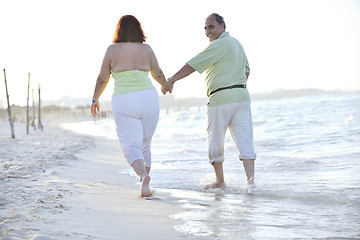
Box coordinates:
[208,13,226,30]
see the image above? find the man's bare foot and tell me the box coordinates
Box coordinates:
[247,183,256,195]
[247,177,255,185]
[247,177,256,194]
[204,181,226,190]
[140,175,152,198]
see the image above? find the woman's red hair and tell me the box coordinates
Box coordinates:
[113,15,146,43]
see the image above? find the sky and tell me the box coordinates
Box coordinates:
[0,0,359,107]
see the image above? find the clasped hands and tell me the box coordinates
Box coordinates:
[161,77,174,95]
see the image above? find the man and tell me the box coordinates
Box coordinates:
[164,13,256,193]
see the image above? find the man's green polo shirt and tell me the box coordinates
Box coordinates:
[187,32,250,106]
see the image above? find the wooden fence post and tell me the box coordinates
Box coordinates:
[3,69,15,139]
[32,88,36,130]
[26,73,30,134]
[38,84,43,130]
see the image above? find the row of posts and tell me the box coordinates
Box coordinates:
[3,68,43,139]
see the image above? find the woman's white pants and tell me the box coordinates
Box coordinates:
[112,89,159,168]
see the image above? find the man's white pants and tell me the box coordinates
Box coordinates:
[207,101,256,164]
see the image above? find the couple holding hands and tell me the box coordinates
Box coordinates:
[91,14,256,198]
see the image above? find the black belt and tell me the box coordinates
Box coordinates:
[209,84,246,96]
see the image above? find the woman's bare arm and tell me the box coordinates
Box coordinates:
[91,46,111,117]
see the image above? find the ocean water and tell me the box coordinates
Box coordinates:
[64,92,360,239]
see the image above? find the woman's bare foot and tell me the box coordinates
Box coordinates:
[140,175,152,198]
[204,181,226,190]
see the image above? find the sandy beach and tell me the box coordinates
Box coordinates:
[0,121,206,240]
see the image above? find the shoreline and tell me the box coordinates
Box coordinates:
[52,133,204,240]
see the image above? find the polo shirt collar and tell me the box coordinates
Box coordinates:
[219,31,229,39]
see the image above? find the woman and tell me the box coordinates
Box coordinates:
[91,15,171,198]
